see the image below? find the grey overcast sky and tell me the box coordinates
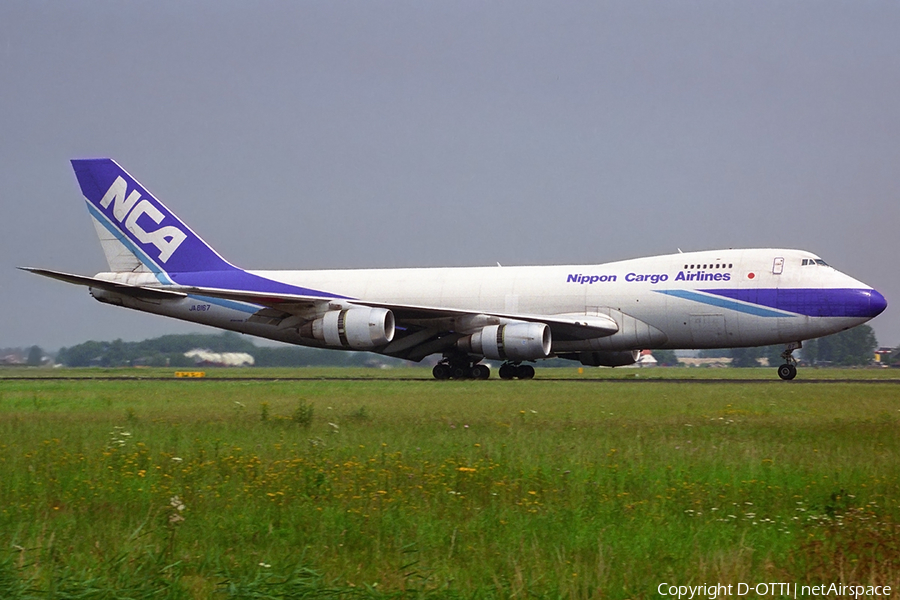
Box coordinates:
[2,1,898,350]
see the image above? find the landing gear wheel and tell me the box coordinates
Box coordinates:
[470,364,491,380]
[777,342,801,381]
[451,364,470,380]
[434,353,494,381]
[777,363,797,381]
[498,363,536,380]
[517,365,535,380]
[433,363,451,380]
[498,363,517,380]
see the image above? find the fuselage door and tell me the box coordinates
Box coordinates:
[689,313,727,347]
[772,257,784,275]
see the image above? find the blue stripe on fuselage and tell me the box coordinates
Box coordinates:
[701,288,886,318]
[186,294,259,315]
[658,287,885,318]
[656,289,790,317]
[168,270,346,299]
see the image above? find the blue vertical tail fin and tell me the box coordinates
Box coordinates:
[72,158,235,279]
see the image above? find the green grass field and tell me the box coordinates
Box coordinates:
[2,368,899,598]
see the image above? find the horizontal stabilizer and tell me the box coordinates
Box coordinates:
[19,267,187,300]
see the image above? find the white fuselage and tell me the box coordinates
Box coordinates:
[91,248,880,356]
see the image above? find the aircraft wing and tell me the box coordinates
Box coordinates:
[175,284,620,348]
[20,267,619,361]
[360,299,620,341]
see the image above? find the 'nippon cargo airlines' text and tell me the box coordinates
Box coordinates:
[567,270,733,285]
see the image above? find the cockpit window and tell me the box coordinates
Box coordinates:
[802,258,830,267]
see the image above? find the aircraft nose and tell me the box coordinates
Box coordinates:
[808,288,887,318]
[867,289,888,318]
[840,288,888,318]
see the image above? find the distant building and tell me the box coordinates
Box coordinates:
[635,350,658,367]
[1,353,25,365]
[184,349,255,367]
[875,347,893,367]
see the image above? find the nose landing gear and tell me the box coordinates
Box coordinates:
[776,342,801,381]
[777,362,797,381]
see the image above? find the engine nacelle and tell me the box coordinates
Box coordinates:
[458,322,551,361]
[300,307,395,349]
[576,350,640,367]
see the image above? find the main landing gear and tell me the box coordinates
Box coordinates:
[433,357,491,380]
[432,355,536,380]
[498,362,535,380]
[777,342,801,381]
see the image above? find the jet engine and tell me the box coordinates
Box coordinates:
[458,322,551,361]
[300,307,395,349]
[574,350,640,367]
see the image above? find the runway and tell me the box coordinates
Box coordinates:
[3,376,900,384]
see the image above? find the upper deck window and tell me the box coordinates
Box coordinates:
[683,262,733,270]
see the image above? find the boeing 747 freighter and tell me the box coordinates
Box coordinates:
[22,159,887,380]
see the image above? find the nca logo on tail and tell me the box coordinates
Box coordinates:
[99,176,186,263]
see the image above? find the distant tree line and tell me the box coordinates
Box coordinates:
[801,324,879,367]
[700,325,880,367]
[28,323,891,369]
[55,332,415,368]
